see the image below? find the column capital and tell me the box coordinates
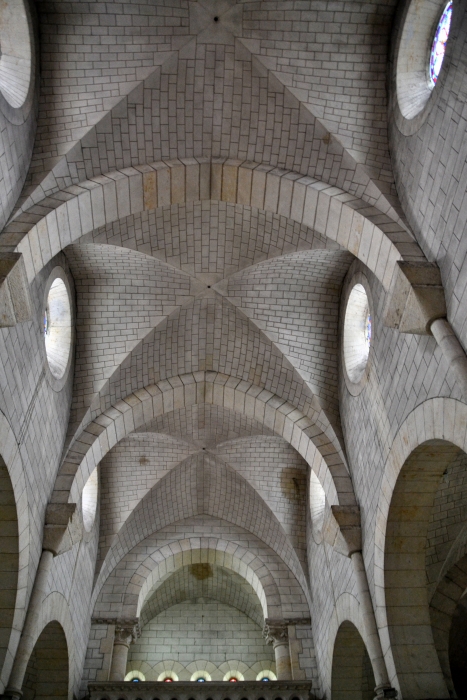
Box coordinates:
[263,620,289,647]
[114,621,139,646]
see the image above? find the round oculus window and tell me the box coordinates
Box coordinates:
[395,0,454,124]
[0,0,32,108]
[343,283,371,384]
[44,277,72,380]
[429,1,453,86]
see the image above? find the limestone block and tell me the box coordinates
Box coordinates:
[323,505,362,557]
[384,261,446,334]
[43,503,82,556]
[0,253,32,326]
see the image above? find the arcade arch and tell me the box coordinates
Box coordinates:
[331,621,375,700]
[21,621,69,700]
[0,412,29,694]
[376,399,467,699]
[0,457,18,690]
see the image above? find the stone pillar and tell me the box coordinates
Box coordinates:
[108,624,137,681]
[4,503,80,699]
[263,621,292,680]
[326,507,397,700]
[430,318,467,398]
[4,550,54,699]
[350,552,396,699]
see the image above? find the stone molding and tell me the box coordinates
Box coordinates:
[0,252,32,327]
[87,680,315,700]
[384,261,447,334]
[323,505,362,557]
[43,503,82,556]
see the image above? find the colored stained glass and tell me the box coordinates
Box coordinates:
[365,314,372,347]
[430,1,452,85]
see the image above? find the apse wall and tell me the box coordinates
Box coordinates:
[389,0,467,349]
[129,601,274,670]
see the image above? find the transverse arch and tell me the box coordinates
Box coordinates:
[57,373,355,515]
[4,160,425,292]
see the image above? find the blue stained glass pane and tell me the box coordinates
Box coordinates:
[365,314,372,347]
[430,1,453,85]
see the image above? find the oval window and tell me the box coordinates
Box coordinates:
[343,283,371,384]
[429,1,453,86]
[44,278,72,380]
[0,0,32,108]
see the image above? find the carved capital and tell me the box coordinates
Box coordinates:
[263,620,289,647]
[114,625,137,647]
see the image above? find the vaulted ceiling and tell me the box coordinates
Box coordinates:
[24,0,405,627]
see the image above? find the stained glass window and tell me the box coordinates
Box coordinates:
[365,314,372,348]
[430,1,453,85]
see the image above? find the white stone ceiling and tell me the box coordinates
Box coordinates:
[20,0,403,225]
[66,234,352,440]
[31,0,407,621]
[136,403,275,447]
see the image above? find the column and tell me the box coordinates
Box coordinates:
[430,318,467,397]
[108,624,136,681]
[328,507,398,700]
[351,552,397,699]
[5,549,55,699]
[263,621,292,680]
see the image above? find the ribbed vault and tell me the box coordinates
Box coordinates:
[97,451,307,595]
[136,403,275,448]
[92,517,310,621]
[140,564,264,628]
